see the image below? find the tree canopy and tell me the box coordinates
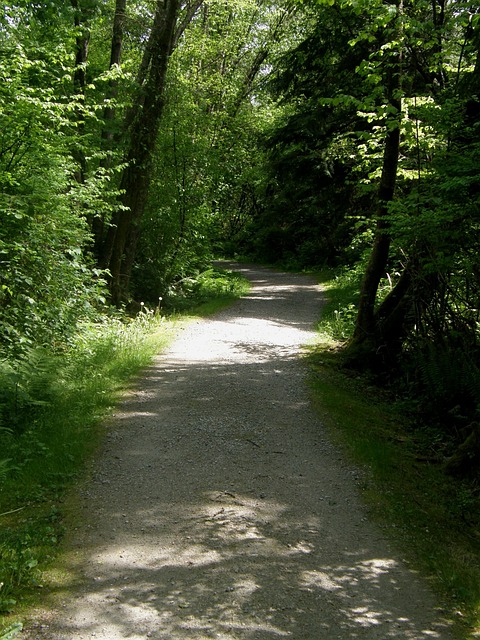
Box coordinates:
[1,0,480,467]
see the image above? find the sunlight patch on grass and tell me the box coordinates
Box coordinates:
[0,266,249,635]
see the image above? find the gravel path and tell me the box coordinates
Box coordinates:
[25,263,454,639]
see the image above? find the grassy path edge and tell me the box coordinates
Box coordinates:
[0,268,250,638]
[306,272,480,640]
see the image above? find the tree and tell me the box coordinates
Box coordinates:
[98,0,203,305]
[345,0,480,367]
[350,0,404,352]
[0,2,106,355]
[253,0,393,268]
[131,0,299,302]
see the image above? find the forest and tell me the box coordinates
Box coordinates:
[1,0,480,635]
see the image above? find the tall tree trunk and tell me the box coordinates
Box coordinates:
[351,112,401,342]
[102,0,127,141]
[70,0,93,184]
[92,0,127,260]
[71,0,91,95]
[107,0,180,306]
[349,0,403,357]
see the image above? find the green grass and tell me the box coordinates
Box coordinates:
[162,266,251,313]
[0,313,175,629]
[6,262,480,637]
[0,267,249,637]
[308,268,480,639]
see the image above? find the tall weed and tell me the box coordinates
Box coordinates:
[0,309,172,622]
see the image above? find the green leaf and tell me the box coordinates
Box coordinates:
[0,623,23,640]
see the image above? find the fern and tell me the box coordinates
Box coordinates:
[0,349,57,434]
[0,459,11,483]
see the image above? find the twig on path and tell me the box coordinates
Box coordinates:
[215,491,237,500]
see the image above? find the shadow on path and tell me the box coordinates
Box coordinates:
[26,264,454,640]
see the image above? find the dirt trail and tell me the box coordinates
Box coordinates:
[25,264,454,639]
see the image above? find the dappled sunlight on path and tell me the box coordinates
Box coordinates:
[25,264,453,639]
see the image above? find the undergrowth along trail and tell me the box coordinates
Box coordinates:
[0,267,249,637]
[308,265,480,638]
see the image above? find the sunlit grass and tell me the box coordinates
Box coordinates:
[0,311,175,625]
[163,266,251,314]
[0,267,249,636]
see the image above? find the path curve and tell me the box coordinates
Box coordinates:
[25,264,453,639]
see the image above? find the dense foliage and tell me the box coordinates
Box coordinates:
[1,0,480,633]
[1,1,479,473]
[0,0,478,474]
[251,0,480,477]
[0,0,297,339]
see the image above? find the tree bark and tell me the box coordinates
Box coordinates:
[102,0,127,139]
[70,0,94,184]
[173,0,205,49]
[71,0,91,95]
[92,0,127,260]
[106,0,180,306]
[445,422,480,477]
[351,117,400,343]
[349,0,403,357]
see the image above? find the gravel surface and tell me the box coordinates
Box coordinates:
[24,263,454,639]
